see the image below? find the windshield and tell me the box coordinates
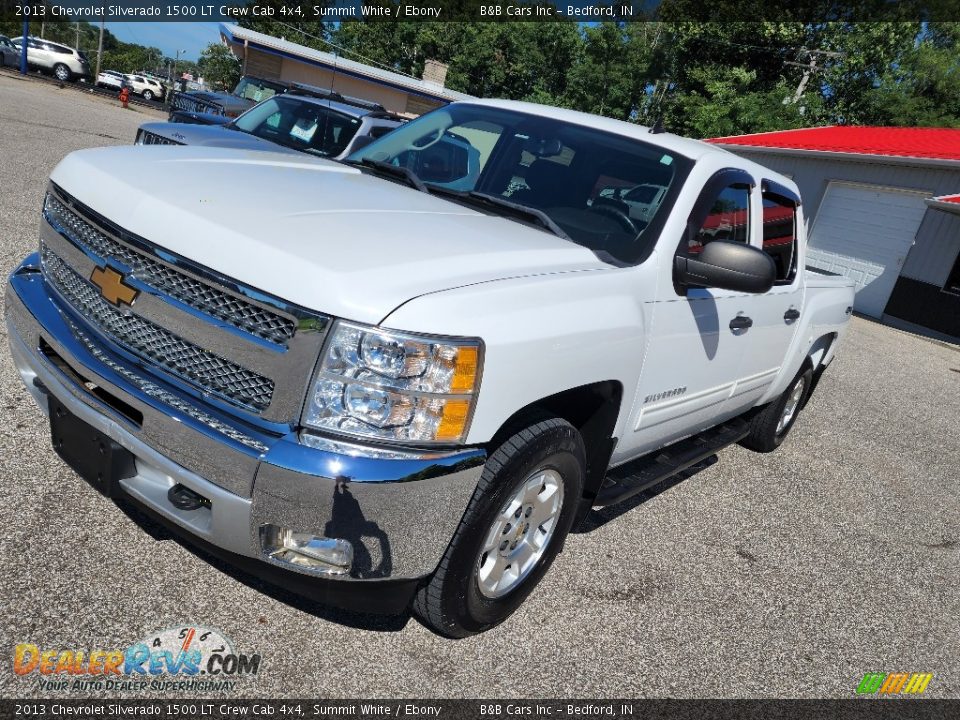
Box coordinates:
[232,77,286,103]
[346,103,691,264]
[232,96,362,158]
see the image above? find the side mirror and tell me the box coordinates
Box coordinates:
[674,241,776,294]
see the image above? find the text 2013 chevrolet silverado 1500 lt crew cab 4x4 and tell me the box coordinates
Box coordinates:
[5,100,855,637]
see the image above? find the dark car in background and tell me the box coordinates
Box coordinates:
[168,75,288,124]
[0,35,21,68]
[138,87,405,161]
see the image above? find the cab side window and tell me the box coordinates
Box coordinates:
[761,187,799,284]
[685,183,750,256]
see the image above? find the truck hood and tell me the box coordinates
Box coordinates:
[140,121,299,153]
[181,91,252,114]
[50,146,612,324]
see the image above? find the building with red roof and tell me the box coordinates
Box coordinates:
[709,126,960,340]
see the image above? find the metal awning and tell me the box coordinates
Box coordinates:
[926,194,960,214]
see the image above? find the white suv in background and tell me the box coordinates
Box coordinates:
[11,36,89,81]
[96,70,125,91]
[123,74,165,101]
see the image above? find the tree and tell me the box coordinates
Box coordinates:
[563,23,659,121]
[236,0,332,49]
[198,42,241,90]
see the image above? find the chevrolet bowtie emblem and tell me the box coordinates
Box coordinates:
[90,266,139,307]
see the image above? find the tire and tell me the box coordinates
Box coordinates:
[413,417,585,637]
[143,89,153,101]
[739,366,813,453]
[53,63,71,82]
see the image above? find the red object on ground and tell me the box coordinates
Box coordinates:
[119,87,129,109]
[708,126,960,162]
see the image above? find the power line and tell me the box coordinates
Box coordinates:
[272,20,422,81]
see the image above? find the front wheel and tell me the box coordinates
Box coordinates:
[413,417,585,637]
[53,63,71,82]
[739,366,813,453]
[142,89,153,101]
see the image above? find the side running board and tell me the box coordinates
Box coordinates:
[593,418,749,508]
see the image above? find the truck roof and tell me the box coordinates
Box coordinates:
[455,98,731,163]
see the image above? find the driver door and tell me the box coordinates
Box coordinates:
[615,169,759,463]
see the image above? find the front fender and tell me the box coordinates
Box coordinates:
[380,265,650,445]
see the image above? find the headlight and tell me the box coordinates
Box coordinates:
[302,321,482,445]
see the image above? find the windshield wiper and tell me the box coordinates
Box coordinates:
[430,188,571,240]
[349,158,428,193]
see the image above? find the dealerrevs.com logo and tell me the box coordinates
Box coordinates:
[13,626,261,693]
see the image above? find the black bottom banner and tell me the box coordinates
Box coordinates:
[1,700,957,720]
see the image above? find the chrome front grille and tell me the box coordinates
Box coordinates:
[138,130,183,146]
[41,245,275,412]
[170,92,224,116]
[68,320,270,454]
[43,192,296,345]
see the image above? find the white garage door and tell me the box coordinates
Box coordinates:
[807,182,929,318]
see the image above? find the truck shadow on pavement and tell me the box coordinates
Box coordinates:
[110,455,719,632]
[574,455,719,533]
[114,499,412,633]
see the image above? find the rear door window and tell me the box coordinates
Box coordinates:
[761,190,798,283]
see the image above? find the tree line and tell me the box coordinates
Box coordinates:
[4,16,959,137]
[242,16,960,137]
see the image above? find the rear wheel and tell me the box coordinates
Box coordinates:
[739,366,813,453]
[413,417,585,637]
[53,63,71,82]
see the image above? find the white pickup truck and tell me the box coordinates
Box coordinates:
[5,99,854,637]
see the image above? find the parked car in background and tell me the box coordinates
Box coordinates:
[137,88,405,161]
[10,36,89,81]
[597,182,669,224]
[122,74,165,101]
[96,70,124,91]
[169,75,288,124]
[0,35,21,68]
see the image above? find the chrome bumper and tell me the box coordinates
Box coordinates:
[5,254,485,588]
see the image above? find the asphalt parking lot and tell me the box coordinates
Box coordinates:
[1,73,959,700]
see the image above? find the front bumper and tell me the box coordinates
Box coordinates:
[5,254,485,612]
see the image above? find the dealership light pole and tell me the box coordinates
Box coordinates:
[19,19,28,75]
[173,49,186,87]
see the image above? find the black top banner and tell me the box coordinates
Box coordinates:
[2,0,960,23]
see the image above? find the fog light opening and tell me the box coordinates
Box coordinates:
[259,524,353,576]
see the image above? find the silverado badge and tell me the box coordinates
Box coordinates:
[90,266,139,308]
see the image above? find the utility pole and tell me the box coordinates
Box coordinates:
[95,18,104,80]
[75,21,80,50]
[784,48,843,105]
[173,49,186,89]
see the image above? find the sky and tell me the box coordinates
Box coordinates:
[104,22,224,61]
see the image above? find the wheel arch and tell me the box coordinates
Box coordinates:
[486,380,624,525]
[800,331,838,410]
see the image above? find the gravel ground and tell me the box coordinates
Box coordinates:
[1,74,959,700]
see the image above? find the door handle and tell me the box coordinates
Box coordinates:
[784,308,801,323]
[729,316,753,332]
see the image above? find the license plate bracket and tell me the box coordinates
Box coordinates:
[49,398,136,497]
